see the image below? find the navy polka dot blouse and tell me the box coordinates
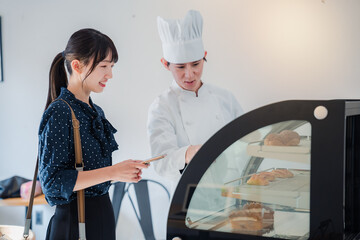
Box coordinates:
[38,88,118,206]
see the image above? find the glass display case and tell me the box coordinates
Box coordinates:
[166,100,360,240]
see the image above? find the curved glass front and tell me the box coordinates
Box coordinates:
[185,120,311,239]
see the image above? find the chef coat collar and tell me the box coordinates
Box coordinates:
[170,80,206,97]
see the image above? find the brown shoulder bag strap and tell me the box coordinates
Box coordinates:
[24,99,86,240]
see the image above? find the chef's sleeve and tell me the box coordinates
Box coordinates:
[147,101,187,180]
[229,92,244,118]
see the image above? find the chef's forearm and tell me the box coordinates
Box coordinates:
[185,145,202,164]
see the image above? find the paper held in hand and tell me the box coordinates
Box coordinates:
[143,154,167,165]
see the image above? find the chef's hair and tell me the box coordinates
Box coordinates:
[45,28,118,110]
[167,57,207,66]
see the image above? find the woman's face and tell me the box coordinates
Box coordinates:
[81,53,115,93]
[167,58,205,93]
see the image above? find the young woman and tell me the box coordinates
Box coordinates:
[38,28,147,240]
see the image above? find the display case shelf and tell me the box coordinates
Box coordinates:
[246,138,311,163]
[222,170,310,209]
[187,205,309,239]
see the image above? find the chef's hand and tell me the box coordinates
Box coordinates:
[185,145,202,164]
[111,160,148,183]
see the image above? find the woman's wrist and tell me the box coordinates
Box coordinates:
[104,165,114,182]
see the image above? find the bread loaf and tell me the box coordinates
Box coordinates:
[264,130,300,146]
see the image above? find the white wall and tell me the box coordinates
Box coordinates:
[0,0,359,239]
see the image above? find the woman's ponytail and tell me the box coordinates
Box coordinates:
[45,52,68,110]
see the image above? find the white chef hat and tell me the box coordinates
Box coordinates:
[157,10,205,64]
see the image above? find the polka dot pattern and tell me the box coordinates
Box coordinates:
[38,88,119,206]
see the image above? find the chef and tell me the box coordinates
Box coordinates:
[147,10,243,191]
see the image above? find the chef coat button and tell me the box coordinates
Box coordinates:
[216,114,221,120]
[185,121,192,125]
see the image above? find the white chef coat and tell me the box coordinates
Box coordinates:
[147,80,243,191]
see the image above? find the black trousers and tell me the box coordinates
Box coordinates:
[45,193,116,240]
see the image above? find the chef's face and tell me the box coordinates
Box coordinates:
[162,52,207,93]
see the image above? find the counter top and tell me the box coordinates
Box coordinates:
[0,194,47,206]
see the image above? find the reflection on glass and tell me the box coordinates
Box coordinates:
[186,120,311,239]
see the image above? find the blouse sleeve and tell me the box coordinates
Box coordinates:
[38,102,78,205]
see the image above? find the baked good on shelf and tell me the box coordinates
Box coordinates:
[247,169,293,186]
[264,130,300,146]
[247,174,269,186]
[264,133,283,146]
[271,169,294,178]
[229,202,274,234]
[280,130,301,146]
[258,172,276,181]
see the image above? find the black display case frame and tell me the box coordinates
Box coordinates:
[167,100,360,240]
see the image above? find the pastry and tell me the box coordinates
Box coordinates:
[280,130,301,146]
[258,172,276,181]
[247,169,293,185]
[264,130,300,146]
[229,202,274,234]
[264,133,283,146]
[247,174,269,186]
[271,169,294,178]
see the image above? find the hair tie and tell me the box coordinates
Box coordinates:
[61,51,66,58]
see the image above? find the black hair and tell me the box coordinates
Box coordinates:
[45,28,118,110]
[167,57,207,67]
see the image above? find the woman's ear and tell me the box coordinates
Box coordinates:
[160,58,170,70]
[204,51,207,59]
[71,60,82,74]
